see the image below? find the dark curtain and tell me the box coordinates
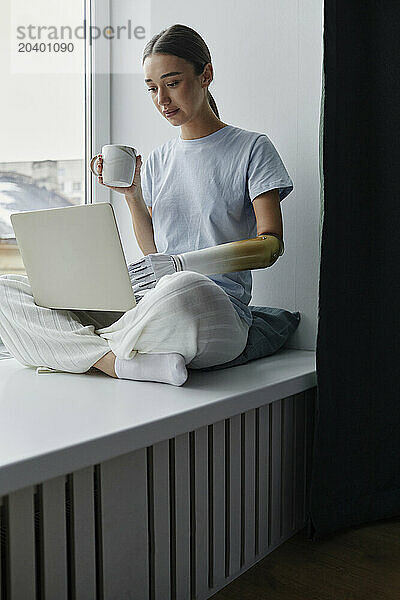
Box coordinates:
[306,2,400,541]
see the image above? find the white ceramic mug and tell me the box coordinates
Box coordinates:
[90,144,136,187]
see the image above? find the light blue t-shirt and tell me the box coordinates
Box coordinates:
[140,124,294,327]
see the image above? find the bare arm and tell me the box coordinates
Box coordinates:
[251,189,283,238]
[125,191,157,256]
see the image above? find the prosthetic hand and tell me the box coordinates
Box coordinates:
[128,233,284,292]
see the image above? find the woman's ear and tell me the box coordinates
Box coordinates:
[202,63,213,87]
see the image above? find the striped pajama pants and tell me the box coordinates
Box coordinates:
[0,270,250,374]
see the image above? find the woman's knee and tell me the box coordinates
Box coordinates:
[0,274,13,286]
[157,270,216,293]
[0,273,29,292]
[154,271,223,308]
[0,274,31,311]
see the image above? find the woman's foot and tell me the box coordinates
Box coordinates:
[93,351,118,377]
[115,352,188,386]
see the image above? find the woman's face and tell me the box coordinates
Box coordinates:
[143,53,212,125]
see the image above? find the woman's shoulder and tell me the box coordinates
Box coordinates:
[228,124,270,141]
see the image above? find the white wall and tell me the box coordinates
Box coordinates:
[109,0,323,351]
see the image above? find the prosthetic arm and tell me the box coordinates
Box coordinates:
[128,233,284,292]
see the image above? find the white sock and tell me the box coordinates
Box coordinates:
[115,352,188,386]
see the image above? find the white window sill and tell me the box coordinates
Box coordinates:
[0,348,316,496]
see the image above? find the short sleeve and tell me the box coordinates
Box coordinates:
[247,134,294,202]
[140,153,153,207]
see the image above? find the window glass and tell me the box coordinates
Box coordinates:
[0,0,85,276]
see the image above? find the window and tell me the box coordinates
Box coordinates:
[0,1,86,276]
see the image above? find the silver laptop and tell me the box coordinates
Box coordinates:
[10,202,137,312]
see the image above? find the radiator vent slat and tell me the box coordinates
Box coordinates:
[0,496,2,600]
[189,431,196,600]
[295,392,306,529]
[282,396,296,540]
[174,433,191,599]
[8,485,36,599]
[207,424,213,590]
[224,419,230,580]
[169,438,177,600]
[257,404,270,556]
[211,420,226,590]
[93,464,103,600]
[65,473,75,600]
[0,495,10,600]
[42,476,69,598]
[34,485,44,600]
[255,408,260,557]
[240,413,245,568]
[153,439,171,599]
[194,426,208,598]
[228,414,241,578]
[147,446,154,600]
[271,400,282,547]
[72,467,96,600]
[243,409,256,566]
[268,402,273,549]
[280,398,285,540]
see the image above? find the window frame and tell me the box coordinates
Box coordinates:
[85,0,111,206]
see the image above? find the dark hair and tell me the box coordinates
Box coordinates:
[142,24,219,119]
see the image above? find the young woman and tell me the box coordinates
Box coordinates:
[0,24,293,386]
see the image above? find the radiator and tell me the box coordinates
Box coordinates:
[0,387,315,600]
